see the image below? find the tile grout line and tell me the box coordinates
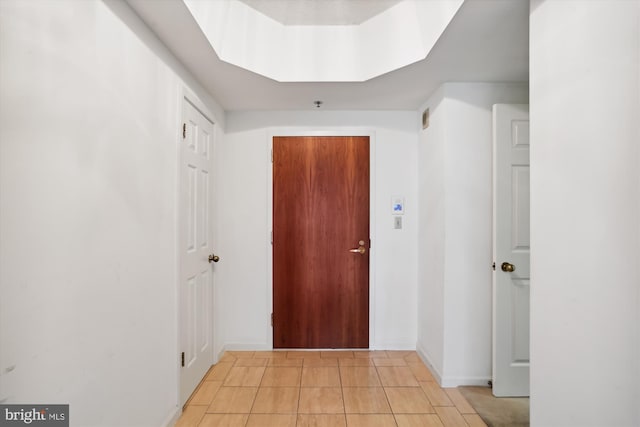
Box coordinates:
[376,364,396,424]
[337,358,347,422]
[296,354,303,425]
[390,353,412,427]
[243,362,262,427]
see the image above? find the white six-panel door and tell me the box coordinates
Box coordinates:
[492,104,530,397]
[179,98,215,405]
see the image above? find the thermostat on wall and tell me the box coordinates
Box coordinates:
[392,196,404,215]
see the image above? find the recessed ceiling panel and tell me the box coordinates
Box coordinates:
[239,0,403,26]
[184,0,463,82]
[124,0,530,111]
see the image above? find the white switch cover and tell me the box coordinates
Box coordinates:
[394,216,403,229]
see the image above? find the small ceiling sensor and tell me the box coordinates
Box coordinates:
[314,100,323,108]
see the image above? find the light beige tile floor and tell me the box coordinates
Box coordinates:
[176,350,487,427]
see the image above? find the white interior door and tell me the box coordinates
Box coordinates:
[179,98,216,405]
[492,104,530,397]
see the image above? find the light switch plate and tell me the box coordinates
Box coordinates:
[394,216,403,229]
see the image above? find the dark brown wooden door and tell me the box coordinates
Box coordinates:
[273,136,370,348]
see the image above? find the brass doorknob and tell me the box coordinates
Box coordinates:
[349,246,366,255]
[501,262,515,272]
[208,254,220,263]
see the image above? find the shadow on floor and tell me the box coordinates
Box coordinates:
[458,386,529,427]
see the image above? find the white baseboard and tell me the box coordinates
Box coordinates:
[162,406,181,427]
[370,342,416,351]
[416,343,445,385]
[440,376,491,387]
[218,342,272,356]
[218,342,417,354]
[416,342,490,388]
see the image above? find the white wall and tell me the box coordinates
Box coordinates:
[530,1,640,426]
[217,111,419,351]
[0,1,223,426]
[417,83,528,386]
[417,85,446,377]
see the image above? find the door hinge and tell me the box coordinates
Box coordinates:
[181,351,185,367]
[270,231,273,245]
[271,313,273,327]
[182,123,186,139]
[492,262,496,271]
[270,149,273,163]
